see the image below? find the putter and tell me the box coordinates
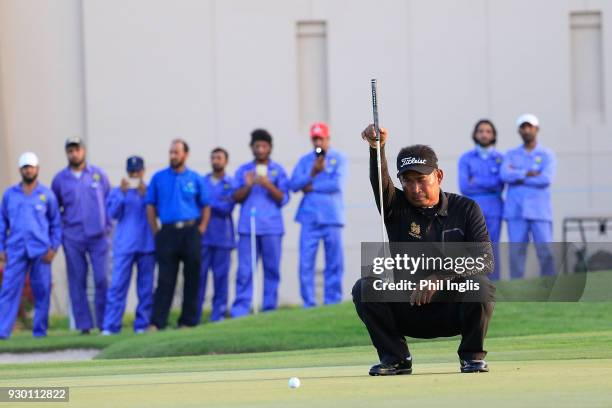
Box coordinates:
[371,79,391,282]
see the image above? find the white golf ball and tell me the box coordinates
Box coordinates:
[288,377,301,389]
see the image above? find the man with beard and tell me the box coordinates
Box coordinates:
[52,138,111,334]
[0,153,61,339]
[501,114,556,279]
[195,148,235,323]
[146,139,211,330]
[458,120,504,280]
[231,129,289,318]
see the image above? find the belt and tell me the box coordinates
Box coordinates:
[162,220,198,229]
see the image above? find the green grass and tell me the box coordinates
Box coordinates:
[495,269,612,301]
[1,271,611,358]
[1,272,611,407]
[95,302,612,359]
[1,331,612,408]
[2,301,610,359]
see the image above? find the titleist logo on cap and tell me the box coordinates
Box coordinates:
[401,157,427,167]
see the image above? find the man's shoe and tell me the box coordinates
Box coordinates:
[369,357,412,376]
[460,359,489,373]
[80,329,91,335]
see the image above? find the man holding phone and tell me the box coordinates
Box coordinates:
[231,129,289,317]
[289,123,347,307]
[102,156,155,335]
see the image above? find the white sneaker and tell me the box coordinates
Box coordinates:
[101,330,113,336]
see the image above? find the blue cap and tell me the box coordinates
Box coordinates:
[126,156,144,172]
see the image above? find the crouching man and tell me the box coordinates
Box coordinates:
[353,125,495,375]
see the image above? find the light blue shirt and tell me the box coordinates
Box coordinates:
[233,160,289,235]
[500,144,556,221]
[107,187,155,255]
[0,183,62,257]
[458,148,504,218]
[146,167,210,224]
[289,148,347,226]
[51,165,111,241]
[201,173,236,249]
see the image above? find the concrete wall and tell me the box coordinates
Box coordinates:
[0,0,611,314]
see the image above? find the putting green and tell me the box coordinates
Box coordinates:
[1,360,611,407]
[1,331,612,407]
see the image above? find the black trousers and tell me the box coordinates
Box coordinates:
[352,278,494,365]
[151,224,201,329]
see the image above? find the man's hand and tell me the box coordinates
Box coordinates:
[198,222,207,235]
[245,171,256,187]
[526,170,540,177]
[0,251,6,265]
[310,156,325,176]
[120,178,129,193]
[361,124,388,148]
[42,249,56,264]
[410,275,441,306]
[138,180,147,196]
[255,175,272,189]
[254,175,284,204]
[303,184,313,193]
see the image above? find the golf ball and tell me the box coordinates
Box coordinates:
[288,377,301,389]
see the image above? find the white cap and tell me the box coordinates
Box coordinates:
[18,152,39,168]
[516,113,540,128]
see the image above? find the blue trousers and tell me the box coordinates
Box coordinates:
[507,219,555,279]
[197,245,232,322]
[484,216,501,281]
[231,234,282,318]
[0,249,51,339]
[102,252,155,333]
[299,224,344,308]
[63,236,109,331]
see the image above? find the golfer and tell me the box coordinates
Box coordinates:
[352,125,495,375]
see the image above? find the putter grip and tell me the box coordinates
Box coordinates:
[371,79,380,141]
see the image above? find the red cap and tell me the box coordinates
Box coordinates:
[310,122,330,139]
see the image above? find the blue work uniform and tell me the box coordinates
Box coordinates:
[52,165,111,331]
[0,183,61,339]
[501,144,556,278]
[231,160,289,318]
[102,187,155,333]
[289,149,347,307]
[197,173,235,322]
[458,147,504,280]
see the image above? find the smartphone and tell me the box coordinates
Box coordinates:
[255,164,268,177]
[127,177,141,189]
[315,147,326,157]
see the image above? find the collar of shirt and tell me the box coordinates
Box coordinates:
[519,143,545,155]
[411,190,449,217]
[473,146,500,160]
[244,160,282,172]
[10,182,46,197]
[205,173,231,185]
[69,163,92,173]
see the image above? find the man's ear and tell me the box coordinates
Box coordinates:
[436,169,444,184]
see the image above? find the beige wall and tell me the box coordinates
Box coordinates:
[0,0,611,314]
